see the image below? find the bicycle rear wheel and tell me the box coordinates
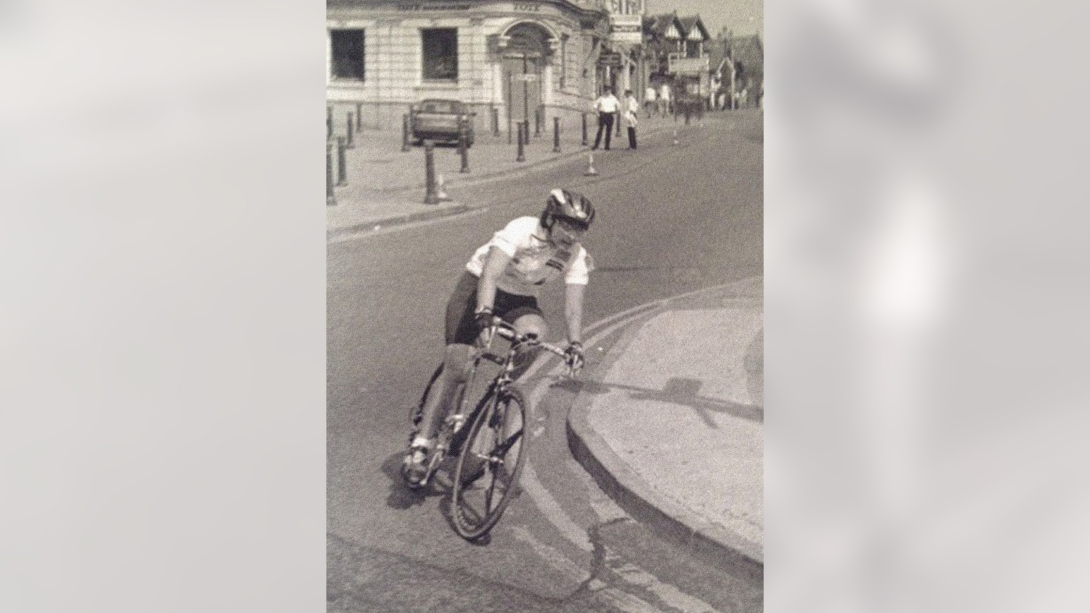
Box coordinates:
[451,386,529,540]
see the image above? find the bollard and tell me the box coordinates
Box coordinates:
[491,106,499,136]
[327,106,332,140]
[552,116,561,153]
[423,141,439,204]
[355,103,362,131]
[326,141,336,206]
[581,112,588,146]
[336,137,347,187]
[507,110,513,145]
[534,107,541,137]
[615,111,621,138]
[459,119,470,173]
[516,123,525,162]
[346,112,355,149]
[402,114,411,152]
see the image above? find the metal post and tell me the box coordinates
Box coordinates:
[506,71,513,145]
[552,116,561,153]
[424,141,439,204]
[345,112,355,149]
[355,103,362,131]
[522,56,529,129]
[516,123,525,162]
[459,119,470,173]
[581,112,588,146]
[491,106,499,136]
[615,111,621,138]
[327,106,332,140]
[534,107,541,137]
[326,141,336,206]
[336,137,347,187]
[402,114,411,152]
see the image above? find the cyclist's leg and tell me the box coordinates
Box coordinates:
[413,343,473,447]
[405,271,481,483]
[506,310,547,381]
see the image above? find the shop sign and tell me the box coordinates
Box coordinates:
[606,0,644,14]
[597,52,623,67]
[515,73,539,82]
[668,55,709,75]
[609,14,643,44]
[396,3,471,10]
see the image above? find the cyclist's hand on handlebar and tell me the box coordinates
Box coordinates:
[474,306,496,333]
[563,341,585,374]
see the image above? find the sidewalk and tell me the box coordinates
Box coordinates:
[325,107,704,238]
[567,279,764,565]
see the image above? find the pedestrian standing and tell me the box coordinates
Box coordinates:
[659,82,672,116]
[623,90,639,150]
[644,85,657,118]
[591,87,620,151]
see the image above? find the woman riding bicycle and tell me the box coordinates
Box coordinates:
[403,188,595,486]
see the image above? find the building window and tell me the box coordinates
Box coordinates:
[331,29,365,81]
[422,28,458,81]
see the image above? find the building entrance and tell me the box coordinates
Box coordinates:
[500,23,550,127]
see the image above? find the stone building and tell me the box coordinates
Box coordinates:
[326,0,619,133]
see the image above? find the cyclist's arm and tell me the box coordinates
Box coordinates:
[563,282,585,344]
[476,246,511,312]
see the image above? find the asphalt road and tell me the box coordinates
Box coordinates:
[327,111,763,612]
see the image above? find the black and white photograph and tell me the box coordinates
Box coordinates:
[324,0,764,610]
[10,0,1090,611]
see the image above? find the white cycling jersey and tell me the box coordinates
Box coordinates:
[465,216,593,296]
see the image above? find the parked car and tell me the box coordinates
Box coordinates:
[409,99,475,147]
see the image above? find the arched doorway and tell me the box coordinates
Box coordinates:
[501,23,551,126]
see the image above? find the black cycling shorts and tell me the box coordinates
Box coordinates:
[445,271,543,345]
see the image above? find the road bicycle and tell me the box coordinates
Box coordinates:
[405,320,576,540]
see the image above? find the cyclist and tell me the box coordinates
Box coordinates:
[402,188,595,486]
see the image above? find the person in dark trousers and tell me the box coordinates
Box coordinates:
[623,90,639,150]
[590,87,620,150]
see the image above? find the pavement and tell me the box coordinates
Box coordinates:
[326,104,703,238]
[327,108,764,566]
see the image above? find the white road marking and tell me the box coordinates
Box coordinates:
[606,552,723,613]
[520,463,593,553]
[587,579,667,613]
[510,526,590,584]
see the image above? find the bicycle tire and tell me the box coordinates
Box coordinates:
[451,385,529,540]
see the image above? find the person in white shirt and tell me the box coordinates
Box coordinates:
[591,87,620,150]
[402,188,596,487]
[644,85,657,118]
[623,90,640,149]
[659,82,672,116]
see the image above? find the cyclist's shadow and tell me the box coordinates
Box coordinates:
[380,451,453,510]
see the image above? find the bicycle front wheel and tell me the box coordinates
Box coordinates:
[451,386,529,540]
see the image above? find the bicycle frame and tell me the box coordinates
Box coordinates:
[412,321,571,489]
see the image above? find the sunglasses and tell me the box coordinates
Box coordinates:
[555,219,588,235]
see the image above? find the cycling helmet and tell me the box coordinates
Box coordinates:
[541,188,595,231]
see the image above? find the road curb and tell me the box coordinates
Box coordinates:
[566,396,764,570]
[326,203,470,238]
[565,283,764,569]
[384,121,682,194]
